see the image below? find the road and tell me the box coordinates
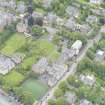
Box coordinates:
[35,33,102,105]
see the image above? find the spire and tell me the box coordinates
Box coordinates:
[27,0,33,14]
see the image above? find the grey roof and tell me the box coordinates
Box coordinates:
[86,15,97,23]
[66,6,79,17]
[80,74,96,86]
[65,18,76,30]
[64,92,76,104]
[11,53,25,64]
[0,11,15,27]
[17,1,26,14]
[0,0,16,9]
[0,55,15,75]
[46,12,57,23]
[80,99,93,105]
[43,0,53,8]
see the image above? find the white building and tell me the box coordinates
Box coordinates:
[95,50,105,62]
[100,25,105,33]
[80,99,93,105]
[0,55,15,75]
[90,0,103,4]
[80,74,96,86]
[71,40,82,55]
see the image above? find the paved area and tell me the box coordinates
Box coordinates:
[0,92,20,105]
[0,94,20,105]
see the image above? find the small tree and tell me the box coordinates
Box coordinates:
[54,88,64,98]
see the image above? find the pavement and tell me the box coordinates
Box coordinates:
[0,93,20,105]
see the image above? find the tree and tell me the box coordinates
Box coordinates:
[67,76,82,88]
[56,97,69,105]
[86,49,95,60]
[99,18,105,25]
[28,16,34,26]
[58,81,69,92]
[32,26,46,37]
[98,39,105,49]
[48,99,56,105]
[54,88,64,98]
[34,17,43,26]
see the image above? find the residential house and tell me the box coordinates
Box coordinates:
[64,92,76,105]
[57,48,76,64]
[91,8,105,16]
[17,1,26,14]
[86,15,97,24]
[16,20,28,33]
[0,55,15,75]
[100,25,105,33]
[43,0,53,8]
[94,50,105,62]
[44,26,58,42]
[46,63,68,87]
[66,6,80,18]
[78,24,91,34]
[71,40,82,55]
[65,18,77,31]
[90,0,103,4]
[79,74,96,86]
[0,11,15,29]
[46,12,63,25]
[46,12,57,24]
[80,99,93,105]
[32,57,48,75]
[0,0,16,9]
[32,12,43,19]
[11,53,25,64]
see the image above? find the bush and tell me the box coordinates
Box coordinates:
[58,81,69,92]
[56,97,69,105]
[54,88,64,98]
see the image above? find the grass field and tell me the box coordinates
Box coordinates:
[1,33,27,55]
[21,78,48,102]
[34,39,59,60]
[3,70,25,87]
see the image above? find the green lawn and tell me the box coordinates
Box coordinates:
[21,55,38,72]
[35,39,59,60]
[1,33,27,55]
[21,78,48,101]
[3,70,25,87]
